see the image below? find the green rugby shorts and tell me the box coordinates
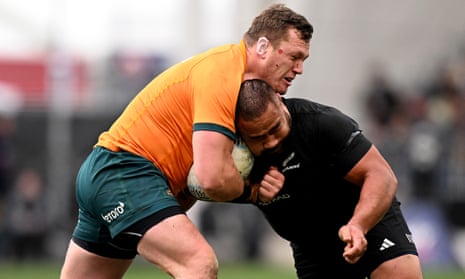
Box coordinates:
[72,146,181,244]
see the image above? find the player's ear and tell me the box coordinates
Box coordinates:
[256,37,269,56]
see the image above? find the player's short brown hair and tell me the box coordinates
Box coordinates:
[244,3,313,48]
[236,79,280,122]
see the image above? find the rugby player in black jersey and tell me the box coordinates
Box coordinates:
[234,79,423,279]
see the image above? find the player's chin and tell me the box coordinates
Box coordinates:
[276,86,288,95]
[279,78,293,93]
[274,82,289,95]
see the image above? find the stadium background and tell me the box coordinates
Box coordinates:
[0,0,465,277]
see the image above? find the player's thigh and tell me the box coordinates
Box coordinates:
[370,254,423,279]
[138,214,217,274]
[60,240,132,279]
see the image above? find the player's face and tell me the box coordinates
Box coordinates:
[237,97,290,157]
[262,29,310,94]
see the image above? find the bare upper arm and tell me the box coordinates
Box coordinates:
[344,145,397,188]
[192,130,234,173]
[191,130,243,201]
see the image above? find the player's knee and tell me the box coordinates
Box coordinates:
[201,256,219,278]
[166,243,218,278]
[192,246,219,278]
[207,251,219,277]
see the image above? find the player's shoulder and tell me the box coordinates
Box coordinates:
[283,97,340,117]
[196,43,244,63]
[188,43,245,79]
[284,97,359,136]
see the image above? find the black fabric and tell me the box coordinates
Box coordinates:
[248,98,418,278]
[252,98,372,242]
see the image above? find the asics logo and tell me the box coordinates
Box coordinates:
[101,201,125,223]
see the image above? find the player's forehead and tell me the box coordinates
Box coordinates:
[238,102,283,138]
[279,29,310,59]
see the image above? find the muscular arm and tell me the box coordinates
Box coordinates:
[339,145,398,263]
[192,130,245,201]
[344,145,397,233]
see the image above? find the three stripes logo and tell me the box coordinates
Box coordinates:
[379,238,395,251]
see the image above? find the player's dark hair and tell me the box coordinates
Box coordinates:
[236,79,279,122]
[244,3,313,48]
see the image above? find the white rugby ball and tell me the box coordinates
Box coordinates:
[187,138,254,201]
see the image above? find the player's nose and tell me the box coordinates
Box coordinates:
[263,136,280,150]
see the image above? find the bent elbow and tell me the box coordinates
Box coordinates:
[387,171,398,197]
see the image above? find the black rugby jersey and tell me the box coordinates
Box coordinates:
[249,97,372,244]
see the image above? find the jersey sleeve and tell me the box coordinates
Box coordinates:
[189,51,244,141]
[316,106,372,175]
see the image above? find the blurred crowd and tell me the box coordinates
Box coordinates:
[0,111,49,261]
[0,45,464,272]
[358,49,465,270]
[362,57,465,208]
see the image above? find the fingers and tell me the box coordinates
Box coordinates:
[257,183,276,202]
[338,224,367,264]
[256,167,284,202]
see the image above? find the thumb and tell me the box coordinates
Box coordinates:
[338,225,351,242]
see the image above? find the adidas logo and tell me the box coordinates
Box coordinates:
[379,238,395,251]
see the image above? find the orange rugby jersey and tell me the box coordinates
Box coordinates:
[96,41,247,195]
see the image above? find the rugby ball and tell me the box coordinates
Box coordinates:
[187,138,254,201]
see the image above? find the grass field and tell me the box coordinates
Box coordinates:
[1,261,464,279]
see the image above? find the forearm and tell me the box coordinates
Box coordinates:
[192,131,245,201]
[199,163,245,201]
[189,179,254,203]
[339,146,397,264]
[344,145,398,234]
[348,174,397,234]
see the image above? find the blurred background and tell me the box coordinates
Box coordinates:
[0,0,465,275]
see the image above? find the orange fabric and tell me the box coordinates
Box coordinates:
[96,41,247,194]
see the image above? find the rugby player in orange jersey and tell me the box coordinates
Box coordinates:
[60,3,312,279]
